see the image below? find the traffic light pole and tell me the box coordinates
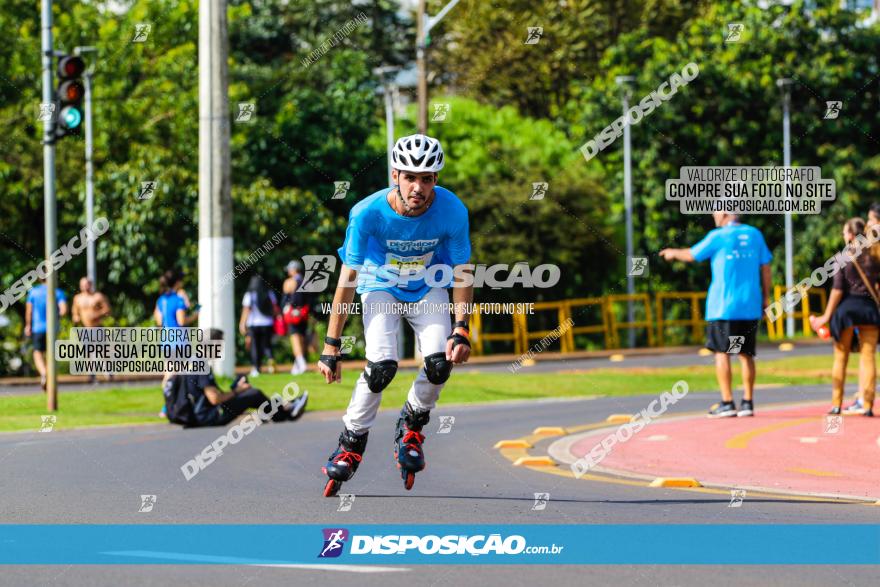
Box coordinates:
[83,69,96,286]
[40,0,58,410]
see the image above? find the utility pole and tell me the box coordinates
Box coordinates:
[198,0,236,375]
[777,78,794,338]
[416,0,461,134]
[617,75,636,348]
[416,0,427,133]
[75,46,98,287]
[41,0,58,410]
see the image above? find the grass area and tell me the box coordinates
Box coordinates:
[0,354,843,433]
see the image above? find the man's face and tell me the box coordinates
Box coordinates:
[393,170,437,213]
[79,278,92,293]
[712,212,727,227]
[868,211,879,227]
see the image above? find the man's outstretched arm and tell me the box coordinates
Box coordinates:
[318,265,358,383]
[659,248,695,263]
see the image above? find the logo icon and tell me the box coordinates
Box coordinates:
[332,181,350,200]
[235,102,256,123]
[823,101,842,120]
[137,181,157,201]
[138,494,157,513]
[727,336,745,354]
[524,27,544,45]
[824,414,843,434]
[431,103,450,122]
[37,102,56,123]
[132,23,152,43]
[437,416,455,434]
[39,415,56,433]
[337,494,355,512]
[318,528,349,558]
[725,23,744,43]
[728,489,746,508]
[531,492,549,511]
[339,336,356,355]
[300,255,337,293]
[628,256,648,277]
[529,182,548,201]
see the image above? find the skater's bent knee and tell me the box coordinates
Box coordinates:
[365,360,398,392]
[424,352,452,384]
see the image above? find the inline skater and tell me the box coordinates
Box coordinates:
[317,134,473,495]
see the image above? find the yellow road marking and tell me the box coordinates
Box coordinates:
[788,468,841,478]
[725,417,818,449]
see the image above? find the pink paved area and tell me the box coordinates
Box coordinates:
[569,403,880,500]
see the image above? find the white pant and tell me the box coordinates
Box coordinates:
[342,287,452,432]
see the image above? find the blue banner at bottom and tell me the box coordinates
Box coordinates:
[1,525,879,565]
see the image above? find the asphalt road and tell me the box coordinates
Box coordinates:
[2,370,878,586]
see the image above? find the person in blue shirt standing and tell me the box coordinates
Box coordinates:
[660,212,772,418]
[317,134,473,496]
[25,278,68,391]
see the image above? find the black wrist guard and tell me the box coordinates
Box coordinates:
[447,332,471,350]
[454,320,470,332]
[320,354,341,372]
[325,336,342,348]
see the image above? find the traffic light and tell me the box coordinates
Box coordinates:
[55,55,85,139]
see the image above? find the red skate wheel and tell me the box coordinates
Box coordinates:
[323,479,341,498]
[404,471,415,490]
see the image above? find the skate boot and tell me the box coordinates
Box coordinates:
[393,402,430,490]
[322,428,368,497]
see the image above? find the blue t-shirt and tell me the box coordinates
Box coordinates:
[690,223,773,321]
[26,285,67,334]
[156,292,188,327]
[337,186,471,302]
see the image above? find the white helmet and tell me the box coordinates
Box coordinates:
[391,134,445,173]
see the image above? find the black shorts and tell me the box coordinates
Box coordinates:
[32,332,47,352]
[705,320,759,356]
[287,322,308,336]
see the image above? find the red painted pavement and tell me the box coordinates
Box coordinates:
[568,403,880,500]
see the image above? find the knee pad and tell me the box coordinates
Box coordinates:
[364,360,397,393]
[424,352,452,385]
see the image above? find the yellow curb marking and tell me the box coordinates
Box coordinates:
[725,417,819,449]
[697,348,713,356]
[532,426,567,436]
[778,342,795,351]
[493,439,533,449]
[649,477,702,488]
[513,456,556,467]
[609,354,625,362]
[606,414,634,424]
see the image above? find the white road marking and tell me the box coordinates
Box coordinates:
[644,435,669,441]
[798,437,819,443]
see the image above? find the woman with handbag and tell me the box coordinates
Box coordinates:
[809,218,879,416]
[282,260,310,375]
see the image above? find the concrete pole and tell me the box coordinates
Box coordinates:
[622,91,635,348]
[198,0,235,375]
[416,0,427,134]
[781,81,794,338]
[84,70,96,286]
[41,0,58,410]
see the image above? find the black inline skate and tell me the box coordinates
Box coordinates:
[322,428,368,497]
[393,402,430,490]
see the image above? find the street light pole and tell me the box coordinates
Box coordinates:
[777,78,794,338]
[40,0,59,410]
[415,0,461,134]
[75,46,97,287]
[617,75,635,348]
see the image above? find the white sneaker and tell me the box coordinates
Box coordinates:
[296,356,307,371]
[286,391,309,420]
[249,368,260,377]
